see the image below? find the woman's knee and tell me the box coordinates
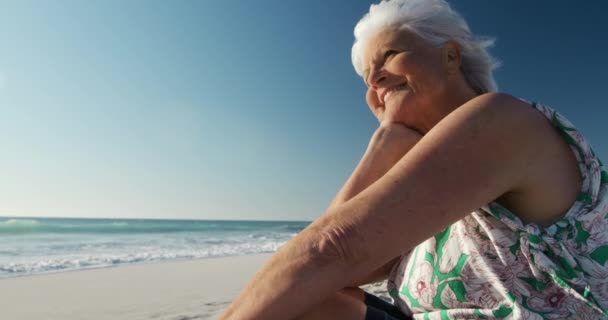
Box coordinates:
[339,286,366,302]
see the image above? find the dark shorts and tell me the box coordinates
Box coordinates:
[364,292,411,320]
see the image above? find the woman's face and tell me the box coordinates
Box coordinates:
[362,27,463,133]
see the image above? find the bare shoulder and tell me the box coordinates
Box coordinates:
[453,92,544,130]
[427,92,548,173]
[458,92,583,225]
[464,92,554,156]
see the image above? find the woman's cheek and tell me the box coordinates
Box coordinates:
[366,89,384,113]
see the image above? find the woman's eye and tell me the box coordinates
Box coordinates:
[384,50,398,60]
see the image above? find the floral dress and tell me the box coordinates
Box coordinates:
[387,102,608,319]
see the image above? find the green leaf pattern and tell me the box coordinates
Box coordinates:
[386,102,608,319]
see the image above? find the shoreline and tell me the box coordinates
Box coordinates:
[0,253,390,320]
[0,253,269,280]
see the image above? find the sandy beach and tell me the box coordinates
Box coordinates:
[0,253,391,320]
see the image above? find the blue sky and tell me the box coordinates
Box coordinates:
[0,1,606,221]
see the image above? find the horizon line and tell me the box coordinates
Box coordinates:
[0,215,314,223]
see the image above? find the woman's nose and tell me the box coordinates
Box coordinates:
[368,67,387,88]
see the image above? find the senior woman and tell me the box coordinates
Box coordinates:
[219,0,608,319]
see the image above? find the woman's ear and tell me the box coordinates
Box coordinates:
[442,41,462,74]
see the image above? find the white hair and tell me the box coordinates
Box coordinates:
[351,0,500,94]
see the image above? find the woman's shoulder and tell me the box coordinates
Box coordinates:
[486,94,587,226]
[458,92,586,226]
[463,92,544,124]
[453,92,550,135]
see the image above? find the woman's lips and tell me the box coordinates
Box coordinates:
[381,83,408,105]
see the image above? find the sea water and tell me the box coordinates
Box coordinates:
[0,217,311,278]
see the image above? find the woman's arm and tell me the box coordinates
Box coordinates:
[325,124,421,287]
[347,255,402,287]
[218,124,421,320]
[326,124,422,213]
[219,93,538,320]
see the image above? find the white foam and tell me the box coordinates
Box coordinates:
[1,218,40,226]
[0,239,292,278]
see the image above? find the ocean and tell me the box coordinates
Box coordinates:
[0,217,312,278]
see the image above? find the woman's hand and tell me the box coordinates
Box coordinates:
[366,89,385,123]
[366,123,424,175]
